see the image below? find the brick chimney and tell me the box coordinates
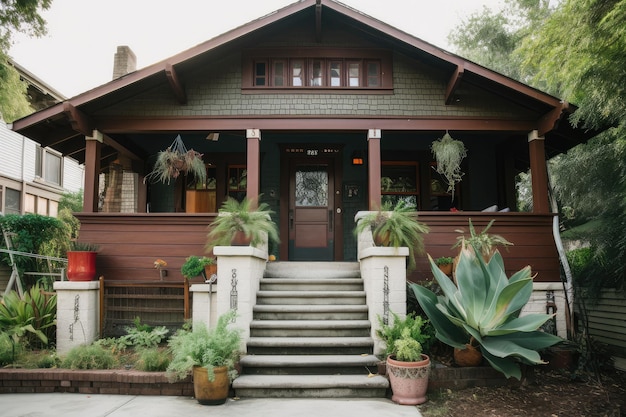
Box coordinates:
[112,45,137,79]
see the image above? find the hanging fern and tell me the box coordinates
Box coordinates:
[430,132,467,199]
[145,135,207,185]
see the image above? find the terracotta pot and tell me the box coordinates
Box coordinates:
[192,365,230,405]
[66,251,97,281]
[454,343,483,367]
[438,263,453,276]
[231,230,252,246]
[201,264,217,282]
[373,230,391,247]
[386,354,430,405]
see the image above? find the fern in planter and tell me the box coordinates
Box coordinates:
[207,197,279,249]
[354,200,429,271]
[431,132,467,199]
[166,310,242,383]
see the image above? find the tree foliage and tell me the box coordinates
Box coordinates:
[449,0,626,291]
[0,0,52,121]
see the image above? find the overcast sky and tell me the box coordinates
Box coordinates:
[9,0,504,98]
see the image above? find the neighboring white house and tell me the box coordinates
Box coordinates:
[0,60,84,216]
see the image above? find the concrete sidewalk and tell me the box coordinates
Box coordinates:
[0,393,424,417]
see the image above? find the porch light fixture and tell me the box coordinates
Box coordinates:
[351,150,364,165]
[206,132,220,141]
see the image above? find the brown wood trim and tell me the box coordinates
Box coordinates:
[241,87,393,95]
[83,138,100,213]
[164,63,187,105]
[528,136,550,213]
[445,65,464,105]
[96,116,537,133]
[367,135,381,209]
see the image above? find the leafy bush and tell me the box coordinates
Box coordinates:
[377,311,433,358]
[61,344,118,369]
[0,214,70,274]
[135,347,171,371]
[0,331,22,366]
[0,284,56,349]
[166,310,242,382]
[393,328,424,362]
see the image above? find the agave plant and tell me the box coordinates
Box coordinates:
[411,242,562,380]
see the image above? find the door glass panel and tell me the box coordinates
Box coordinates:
[295,166,328,207]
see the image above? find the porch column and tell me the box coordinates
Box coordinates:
[246,129,261,203]
[367,129,382,210]
[528,130,550,213]
[83,130,102,213]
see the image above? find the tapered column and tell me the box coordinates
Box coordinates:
[83,130,102,212]
[528,130,550,213]
[367,129,382,210]
[246,129,261,203]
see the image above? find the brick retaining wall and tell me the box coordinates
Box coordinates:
[0,365,512,396]
[0,369,193,396]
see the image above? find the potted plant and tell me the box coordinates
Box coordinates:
[180,256,216,281]
[411,243,563,379]
[145,135,207,185]
[430,132,467,200]
[434,256,454,276]
[384,327,431,405]
[66,241,99,281]
[354,200,429,271]
[452,218,513,263]
[166,310,242,405]
[207,197,279,249]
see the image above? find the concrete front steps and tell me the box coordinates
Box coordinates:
[233,262,388,398]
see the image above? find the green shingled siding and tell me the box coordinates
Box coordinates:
[96,53,535,120]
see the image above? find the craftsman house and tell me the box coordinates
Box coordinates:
[11,0,595,342]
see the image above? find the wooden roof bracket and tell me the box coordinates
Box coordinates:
[538,101,570,136]
[445,64,464,105]
[315,0,323,43]
[62,102,92,136]
[165,63,187,105]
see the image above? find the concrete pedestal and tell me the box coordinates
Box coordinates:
[53,280,100,355]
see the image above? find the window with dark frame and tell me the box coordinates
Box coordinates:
[251,57,383,88]
[35,145,63,186]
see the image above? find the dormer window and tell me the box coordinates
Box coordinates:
[243,48,392,93]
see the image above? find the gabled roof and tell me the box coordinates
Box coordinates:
[10,0,597,166]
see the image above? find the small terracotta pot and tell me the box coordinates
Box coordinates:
[438,263,453,276]
[231,230,252,246]
[454,343,483,367]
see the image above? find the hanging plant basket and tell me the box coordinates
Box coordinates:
[431,132,467,201]
[145,134,207,184]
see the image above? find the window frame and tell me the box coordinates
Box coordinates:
[35,145,63,187]
[243,48,393,93]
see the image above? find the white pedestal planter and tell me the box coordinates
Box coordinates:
[213,245,267,351]
[53,280,100,355]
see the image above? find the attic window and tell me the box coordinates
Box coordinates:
[243,48,392,93]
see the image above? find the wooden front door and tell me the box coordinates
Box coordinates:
[288,158,336,260]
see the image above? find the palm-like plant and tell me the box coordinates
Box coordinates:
[355,200,429,271]
[207,197,279,249]
[411,242,562,380]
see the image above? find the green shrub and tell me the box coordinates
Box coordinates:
[61,344,118,369]
[0,331,22,366]
[0,284,56,349]
[135,347,170,371]
[377,311,434,358]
